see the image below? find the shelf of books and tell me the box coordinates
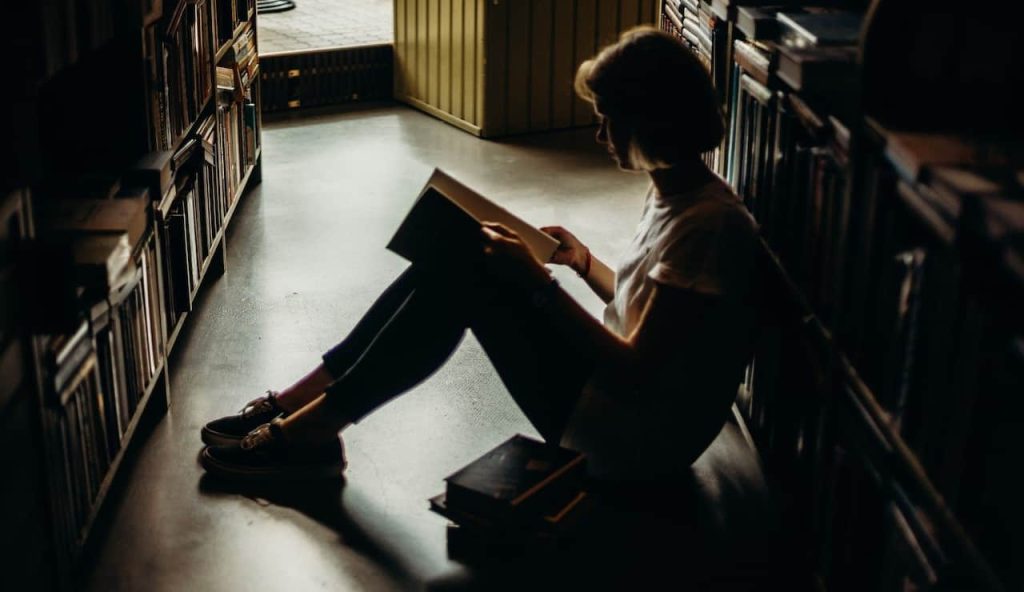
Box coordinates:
[3,0,262,587]
[660,1,1023,590]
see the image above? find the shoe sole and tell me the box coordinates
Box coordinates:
[200,447,347,480]
[200,426,243,448]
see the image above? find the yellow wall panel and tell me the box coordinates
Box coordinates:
[483,0,508,134]
[505,0,531,135]
[529,0,553,132]
[395,0,407,96]
[550,0,576,129]
[439,0,451,113]
[597,0,620,48]
[619,0,640,32]
[416,0,427,100]
[427,0,439,106]
[450,0,464,119]
[465,0,478,125]
[573,0,598,127]
[396,0,657,136]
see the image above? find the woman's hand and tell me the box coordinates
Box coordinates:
[540,225,589,276]
[481,222,551,287]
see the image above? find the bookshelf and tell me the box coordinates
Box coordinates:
[1,0,263,588]
[661,0,1023,590]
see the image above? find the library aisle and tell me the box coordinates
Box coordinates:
[84,105,648,591]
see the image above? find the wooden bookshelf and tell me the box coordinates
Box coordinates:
[660,0,1023,589]
[1,0,264,588]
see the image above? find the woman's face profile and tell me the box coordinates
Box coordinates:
[595,109,633,170]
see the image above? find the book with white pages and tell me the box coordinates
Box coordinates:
[387,168,560,266]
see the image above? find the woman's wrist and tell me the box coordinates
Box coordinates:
[575,247,592,279]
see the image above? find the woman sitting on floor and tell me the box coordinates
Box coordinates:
[199,26,760,482]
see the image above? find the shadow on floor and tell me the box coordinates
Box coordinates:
[197,473,421,588]
[194,421,813,591]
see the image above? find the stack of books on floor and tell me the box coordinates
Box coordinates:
[429,434,590,560]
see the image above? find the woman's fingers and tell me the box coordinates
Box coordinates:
[481,221,516,237]
[481,225,503,242]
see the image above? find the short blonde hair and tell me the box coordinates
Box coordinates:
[575,27,724,170]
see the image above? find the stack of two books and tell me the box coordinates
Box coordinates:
[429,435,590,559]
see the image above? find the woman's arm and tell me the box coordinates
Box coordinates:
[581,254,615,303]
[541,226,615,303]
[482,222,711,385]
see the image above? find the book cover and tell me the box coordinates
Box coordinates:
[736,6,781,41]
[38,197,151,251]
[68,233,136,297]
[777,11,862,48]
[884,132,1024,184]
[776,44,857,95]
[442,434,586,522]
[387,169,559,268]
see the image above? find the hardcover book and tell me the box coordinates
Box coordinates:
[777,11,863,49]
[439,434,586,525]
[37,197,151,251]
[387,169,559,268]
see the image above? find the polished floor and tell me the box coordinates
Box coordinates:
[83,105,656,591]
[259,0,392,54]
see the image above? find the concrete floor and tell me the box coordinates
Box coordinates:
[259,0,392,54]
[83,105,653,591]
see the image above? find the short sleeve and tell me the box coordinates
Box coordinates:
[649,204,758,298]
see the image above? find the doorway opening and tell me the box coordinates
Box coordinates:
[256,0,394,113]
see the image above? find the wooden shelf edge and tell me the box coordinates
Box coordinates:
[166,312,188,356]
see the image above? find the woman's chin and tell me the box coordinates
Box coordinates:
[613,157,637,172]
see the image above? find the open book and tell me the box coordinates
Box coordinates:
[387,169,560,266]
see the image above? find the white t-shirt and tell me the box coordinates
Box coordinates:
[561,178,760,479]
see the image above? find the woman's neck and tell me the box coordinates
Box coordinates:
[648,159,717,197]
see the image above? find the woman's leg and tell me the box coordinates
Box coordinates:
[279,274,469,446]
[279,274,595,447]
[273,266,420,411]
[469,289,596,443]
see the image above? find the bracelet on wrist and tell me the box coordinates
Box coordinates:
[577,248,592,279]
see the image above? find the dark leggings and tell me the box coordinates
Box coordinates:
[319,266,595,443]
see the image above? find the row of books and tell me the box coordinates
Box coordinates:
[680,3,1022,589]
[135,62,260,331]
[43,326,105,560]
[91,231,166,432]
[0,190,31,348]
[147,0,216,151]
[4,0,263,584]
[217,0,256,49]
[17,0,128,85]
[33,193,168,556]
[218,65,262,195]
[0,189,54,587]
[663,0,727,172]
[30,43,262,556]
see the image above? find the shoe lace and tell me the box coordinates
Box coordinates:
[240,423,277,451]
[241,391,277,419]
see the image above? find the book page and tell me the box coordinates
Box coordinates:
[423,169,560,262]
